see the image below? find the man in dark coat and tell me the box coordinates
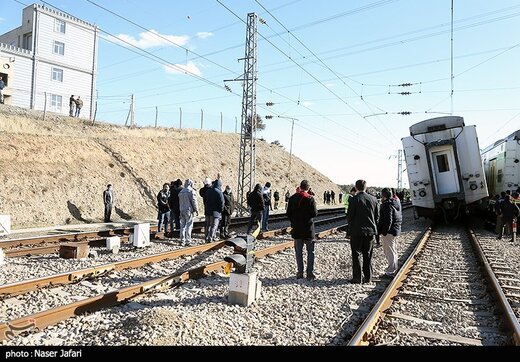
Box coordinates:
[203,179,224,242]
[220,185,235,239]
[103,184,113,222]
[378,188,402,278]
[286,180,318,280]
[168,179,183,233]
[346,179,380,284]
[157,183,171,234]
[247,183,264,235]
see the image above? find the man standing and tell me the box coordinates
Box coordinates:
[220,185,235,239]
[178,179,199,246]
[261,182,272,231]
[75,96,83,117]
[103,184,114,222]
[378,188,402,278]
[157,183,170,234]
[0,77,5,104]
[346,180,379,284]
[247,183,264,235]
[284,190,291,210]
[69,95,75,116]
[287,180,318,280]
[204,179,224,242]
[273,190,280,210]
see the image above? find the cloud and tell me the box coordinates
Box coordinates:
[164,61,202,77]
[114,29,189,49]
[196,32,213,40]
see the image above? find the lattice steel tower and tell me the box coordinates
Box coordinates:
[236,13,258,215]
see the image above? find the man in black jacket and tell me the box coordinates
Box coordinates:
[346,179,380,284]
[220,186,235,239]
[247,183,264,235]
[286,180,318,280]
[378,188,402,278]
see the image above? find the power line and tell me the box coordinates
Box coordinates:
[254,0,397,141]
[216,0,397,148]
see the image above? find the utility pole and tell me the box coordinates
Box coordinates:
[125,94,135,127]
[397,149,403,190]
[179,107,182,129]
[277,116,297,173]
[200,109,203,129]
[231,13,258,215]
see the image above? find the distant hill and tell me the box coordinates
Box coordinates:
[0,105,340,228]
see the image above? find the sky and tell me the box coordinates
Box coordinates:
[1,0,520,189]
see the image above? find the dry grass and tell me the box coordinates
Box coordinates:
[0,105,339,228]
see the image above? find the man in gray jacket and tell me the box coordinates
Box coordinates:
[346,179,380,284]
[178,179,199,246]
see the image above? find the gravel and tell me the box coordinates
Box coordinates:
[372,224,511,346]
[1,209,429,346]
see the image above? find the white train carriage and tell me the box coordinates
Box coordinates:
[402,116,488,220]
[481,129,520,197]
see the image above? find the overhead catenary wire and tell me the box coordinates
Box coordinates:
[216,0,397,148]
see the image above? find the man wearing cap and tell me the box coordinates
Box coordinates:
[286,180,318,280]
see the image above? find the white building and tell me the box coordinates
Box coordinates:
[0,4,98,119]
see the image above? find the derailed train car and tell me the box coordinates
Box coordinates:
[402,116,488,220]
[481,129,520,197]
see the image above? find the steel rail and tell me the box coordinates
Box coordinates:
[0,241,294,341]
[468,228,520,345]
[1,215,346,296]
[0,220,346,341]
[0,241,225,297]
[2,207,346,255]
[348,225,433,346]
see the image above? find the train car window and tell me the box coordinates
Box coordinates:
[436,154,450,173]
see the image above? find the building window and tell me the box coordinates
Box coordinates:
[50,94,62,112]
[23,33,32,51]
[53,41,65,55]
[52,68,63,82]
[54,19,66,33]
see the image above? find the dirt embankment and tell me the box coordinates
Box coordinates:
[0,105,339,228]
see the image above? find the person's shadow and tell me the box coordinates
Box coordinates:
[66,201,88,222]
[115,206,133,221]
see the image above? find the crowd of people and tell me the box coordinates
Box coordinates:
[493,189,520,242]
[102,178,405,283]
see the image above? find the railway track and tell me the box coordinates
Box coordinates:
[348,225,520,346]
[0,207,346,258]
[0,218,346,341]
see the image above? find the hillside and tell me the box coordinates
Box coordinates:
[0,105,340,228]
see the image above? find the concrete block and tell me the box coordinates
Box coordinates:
[132,223,150,247]
[0,249,4,266]
[106,236,121,252]
[0,215,11,236]
[59,243,90,259]
[228,272,259,306]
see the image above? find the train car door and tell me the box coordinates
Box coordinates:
[431,148,459,195]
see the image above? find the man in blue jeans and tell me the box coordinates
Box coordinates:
[286,180,318,280]
[261,182,272,231]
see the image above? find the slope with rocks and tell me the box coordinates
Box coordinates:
[0,105,339,228]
